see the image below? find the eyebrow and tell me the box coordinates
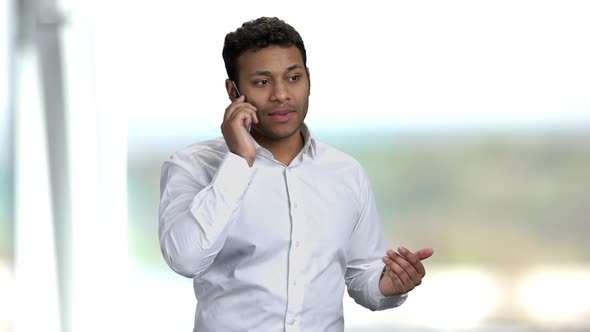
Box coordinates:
[250,64,304,77]
[286,64,303,72]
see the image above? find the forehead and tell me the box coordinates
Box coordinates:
[237,46,304,75]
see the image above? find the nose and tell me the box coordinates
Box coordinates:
[270,81,289,103]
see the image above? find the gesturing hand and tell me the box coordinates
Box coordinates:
[221,95,259,166]
[378,246,434,296]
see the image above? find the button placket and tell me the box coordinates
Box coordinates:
[284,167,305,327]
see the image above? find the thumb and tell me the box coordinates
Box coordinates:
[417,248,434,260]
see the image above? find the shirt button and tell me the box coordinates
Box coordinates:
[295,241,300,247]
[287,319,296,325]
[293,202,298,208]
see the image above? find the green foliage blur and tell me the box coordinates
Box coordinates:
[127,128,590,269]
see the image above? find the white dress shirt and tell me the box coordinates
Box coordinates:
[159,126,406,332]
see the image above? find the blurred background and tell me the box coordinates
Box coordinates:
[1,0,589,331]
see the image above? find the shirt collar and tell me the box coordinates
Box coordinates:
[253,123,318,161]
[300,123,318,160]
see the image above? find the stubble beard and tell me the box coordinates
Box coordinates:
[252,97,309,142]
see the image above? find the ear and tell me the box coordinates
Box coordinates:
[306,67,311,96]
[225,79,239,101]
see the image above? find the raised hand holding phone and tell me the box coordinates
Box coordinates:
[221,80,258,166]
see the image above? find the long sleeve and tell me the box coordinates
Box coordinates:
[158,151,255,278]
[160,133,412,331]
[344,167,407,311]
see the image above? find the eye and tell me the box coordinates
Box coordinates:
[254,79,270,86]
[288,75,301,82]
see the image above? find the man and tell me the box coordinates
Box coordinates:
[159,16,433,331]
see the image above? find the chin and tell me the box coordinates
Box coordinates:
[256,125,302,141]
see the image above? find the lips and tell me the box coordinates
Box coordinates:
[268,108,295,123]
[269,109,294,116]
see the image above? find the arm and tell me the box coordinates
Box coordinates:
[159,90,259,278]
[158,152,255,278]
[344,168,407,311]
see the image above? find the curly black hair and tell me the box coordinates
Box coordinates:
[222,17,307,84]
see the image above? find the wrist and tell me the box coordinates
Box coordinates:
[378,266,389,296]
[379,265,386,280]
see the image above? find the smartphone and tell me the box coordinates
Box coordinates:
[231,81,251,132]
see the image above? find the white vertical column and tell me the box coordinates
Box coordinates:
[0,1,13,328]
[14,45,61,332]
[60,0,130,330]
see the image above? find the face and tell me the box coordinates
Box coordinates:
[235,46,310,145]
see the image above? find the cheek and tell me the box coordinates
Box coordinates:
[245,95,267,110]
[291,86,307,100]
[297,91,310,108]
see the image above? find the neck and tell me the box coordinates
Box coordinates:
[253,130,305,165]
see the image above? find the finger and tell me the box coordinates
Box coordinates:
[382,256,412,289]
[250,108,259,124]
[383,267,406,293]
[398,246,427,276]
[228,106,256,121]
[386,249,418,274]
[224,104,256,123]
[232,108,257,129]
[388,251,422,285]
[223,97,256,121]
[223,95,245,118]
[416,248,434,260]
[242,109,259,128]
[398,246,433,261]
[385,264,413,293]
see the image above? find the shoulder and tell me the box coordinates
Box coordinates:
[311,139,371,187]
[170,137,227,159]
[313,139,365,171]
[310,139,374,209]
[163,137,228,174]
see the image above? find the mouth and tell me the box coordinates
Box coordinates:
[268,108,295,116]
[268,108,296,122]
